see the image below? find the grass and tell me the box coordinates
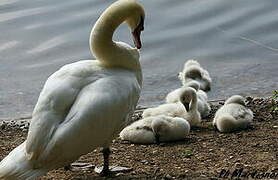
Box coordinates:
[271,90,278,112]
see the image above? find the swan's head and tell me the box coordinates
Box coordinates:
[125,1,145,49]
[225,95,246,106]
[180,87,196,111]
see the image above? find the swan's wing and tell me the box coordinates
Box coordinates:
[25,61,103,159]
[41,73,141,163]
[231,105,253,123]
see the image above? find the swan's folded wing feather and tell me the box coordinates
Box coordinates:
[25,61,102,159]
[25,65,140,163]
[39,75,141,163]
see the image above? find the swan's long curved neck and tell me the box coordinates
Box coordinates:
[90,10,120,60]
[189,92,198,111]
[89,1,141,72]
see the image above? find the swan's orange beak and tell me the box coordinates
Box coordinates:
[132,16,144,49]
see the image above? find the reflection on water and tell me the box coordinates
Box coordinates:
[0,0,278,118]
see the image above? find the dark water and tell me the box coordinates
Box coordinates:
[1,0,278,119]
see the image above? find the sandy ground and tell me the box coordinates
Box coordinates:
[0,97,277,179]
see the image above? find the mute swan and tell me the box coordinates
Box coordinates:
[178,59,212,91]
[213,95,253,133]
[120,115,190,144]
[0,0,145,179]
[119,117,156,144]
[143,87,201,127]
[165,81,210,118]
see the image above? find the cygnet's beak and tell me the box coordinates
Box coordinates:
[184,103,190,112]
[132,16,144,49]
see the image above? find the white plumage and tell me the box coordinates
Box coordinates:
[120,115,190,144]
[0,0,145,179]
[178,59,212,91]
[185,81,211,118]
[151,116,190,142]
[143,87,201,127]
[119,117,156,144]
[213,95,253,133]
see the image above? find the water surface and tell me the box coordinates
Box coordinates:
[1,0,278,119]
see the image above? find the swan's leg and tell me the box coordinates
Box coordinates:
[95,147,133,175]
[100,147,111,176]
[213,123,219,132]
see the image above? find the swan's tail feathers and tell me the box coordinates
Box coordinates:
[0,142,48,180]
[215,115,238,133]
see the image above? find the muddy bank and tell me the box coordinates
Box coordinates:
[0,97,277,179]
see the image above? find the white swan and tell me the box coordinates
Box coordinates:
[119,117,156,144]
[213,95,253,133]
[120,115,190,144]
[143,87,201,127]
[0,0,145,179]
[165,81,211,118]
[178,59,212,91]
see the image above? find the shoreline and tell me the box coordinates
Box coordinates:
[0,95,275,132]
[0,96,277,179]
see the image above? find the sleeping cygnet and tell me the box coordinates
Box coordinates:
[151,115,190,142]
[178,59,212,91]
[119,115,190,144]
[119,117,156,144]
[213,95,253,133]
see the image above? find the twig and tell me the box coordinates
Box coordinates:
[14,116,32,120]
[208,99,225,103]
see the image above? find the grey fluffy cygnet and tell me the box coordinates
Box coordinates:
[213,95,253,133]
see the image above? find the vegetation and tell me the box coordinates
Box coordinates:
[271,90,278,112]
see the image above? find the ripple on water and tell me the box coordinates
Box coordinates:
[0,0,278,119]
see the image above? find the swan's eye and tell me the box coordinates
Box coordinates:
[138,16,144,31]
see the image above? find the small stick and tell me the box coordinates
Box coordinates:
[208,99,225,103]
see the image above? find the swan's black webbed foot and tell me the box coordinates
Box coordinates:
[95,147,133,176]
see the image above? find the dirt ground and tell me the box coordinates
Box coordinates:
[0,97,277,180]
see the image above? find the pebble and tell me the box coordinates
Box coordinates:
[116,172,124,176]
[0,119,30,131]
[141,160,148,164]
[164,174,173,180]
